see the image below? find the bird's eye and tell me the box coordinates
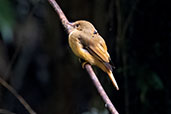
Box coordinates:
[93,30,98,34]
[75,24,80,28]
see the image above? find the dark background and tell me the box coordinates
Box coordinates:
[0,0,170,114]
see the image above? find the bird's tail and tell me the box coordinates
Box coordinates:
[107,71,119,90]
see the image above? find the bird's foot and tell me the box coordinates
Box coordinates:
[79,58,88,69]
[81,62,88,69]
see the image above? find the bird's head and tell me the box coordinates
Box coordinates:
[70,20,98,34]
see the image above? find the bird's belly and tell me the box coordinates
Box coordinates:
[80,48,95,64]
[69,39,95,65]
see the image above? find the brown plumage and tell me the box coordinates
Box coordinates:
[68,20,119,90]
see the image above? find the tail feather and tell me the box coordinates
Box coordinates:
[107,71,119,90]
[103,62,113,71]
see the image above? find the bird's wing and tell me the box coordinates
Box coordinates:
[79,34,110,63]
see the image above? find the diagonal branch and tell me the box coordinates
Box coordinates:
[0,76,36,114]
[48,0,119,114]
[48,0,73,33]
[122,0,140,37]
[0,109,16,114]
[85,64,119,114]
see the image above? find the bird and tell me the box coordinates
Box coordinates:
[68,20,119,90]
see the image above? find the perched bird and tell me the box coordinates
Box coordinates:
[68,20,119,90]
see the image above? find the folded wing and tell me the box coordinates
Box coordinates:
[79,34,112,71]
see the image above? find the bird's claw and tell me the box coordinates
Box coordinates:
[81,62,88,69]
[79,58,88,69]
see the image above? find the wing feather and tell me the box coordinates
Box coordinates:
[79,34,110,63]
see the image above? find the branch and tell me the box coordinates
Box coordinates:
[0,109,16,114]
[0,76,36,114]
[48,0,73,33]
[85,64,119,114]
[48,0,119,114]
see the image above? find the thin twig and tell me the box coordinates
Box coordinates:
[48,0,119,114]
[115,1,140,114]
[0,76,36,114]
[0,109,16,114]
[122,0,140,37]
[115,0,129,114]
[4,45,21,80]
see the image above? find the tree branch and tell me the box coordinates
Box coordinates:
[48,0,119,114]
[0,109,16,114]
[85,64,119,114]
[0,76,36,114]
[48,0,73,33]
